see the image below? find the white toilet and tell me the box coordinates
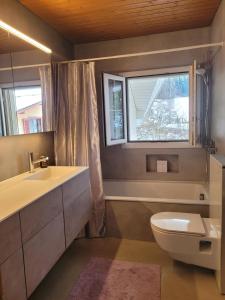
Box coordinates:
[150,212,220,270]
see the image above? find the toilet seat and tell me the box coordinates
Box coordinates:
[151,212,206,237]
[150,213,219,269]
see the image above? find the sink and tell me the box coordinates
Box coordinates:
[26,166,78,181]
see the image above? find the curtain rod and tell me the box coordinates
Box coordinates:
[0,41,223,72]
[62,41,224,63]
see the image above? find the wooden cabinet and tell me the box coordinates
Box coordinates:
[23,213,65,297]
[20,187,63,242]
[0,168,91,299]
[63,169,92,247]
[0,214,26,300]
[64,189,92,247]
[0,249,27,300]
[0,214,21,264]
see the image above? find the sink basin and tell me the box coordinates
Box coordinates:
[26,166,78,181]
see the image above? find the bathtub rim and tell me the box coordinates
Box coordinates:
[104,195,209,205]
[103,179,209,206]
[103,178,208,185]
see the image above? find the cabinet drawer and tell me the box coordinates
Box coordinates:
[63,169,90,204]
[0,248,26,300]
[0,214,21,264]
[20,187,63,242]
[23,213,65,297]
[64,188,92,247]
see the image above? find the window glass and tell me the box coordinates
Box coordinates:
[127,73,189,142]
[15,86,42,134]
[108,79,125,140]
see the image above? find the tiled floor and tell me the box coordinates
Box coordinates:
[30,238,225,300]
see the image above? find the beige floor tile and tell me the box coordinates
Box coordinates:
[29,238,225,300]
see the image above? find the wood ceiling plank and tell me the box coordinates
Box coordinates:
[19,0,221,43]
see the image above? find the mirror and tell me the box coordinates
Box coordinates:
[0,29,14,136]
[0,27,52,137]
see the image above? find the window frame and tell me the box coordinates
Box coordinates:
[103,64,197,148]
[103,73,127,146]
[122,65,197,148]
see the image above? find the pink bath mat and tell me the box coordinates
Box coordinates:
[68,257,161,300]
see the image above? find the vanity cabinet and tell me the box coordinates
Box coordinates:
[0,167,91,299]
[0,249,27,300]
[0,214,26,300]
[0,214,22,263]
[63,169,92,247]
[23,213,65,297]
[20,187,63,243]
[20,187,65,297]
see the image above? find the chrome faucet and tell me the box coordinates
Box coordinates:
[28,152,49,173]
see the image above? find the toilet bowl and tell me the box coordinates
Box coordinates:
[150,212,220,270]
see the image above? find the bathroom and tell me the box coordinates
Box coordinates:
[0,0,225,299]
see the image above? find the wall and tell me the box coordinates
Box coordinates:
[211,0,225,155]
[0,132,54,181]
[0,0,73,59]
[74,27,210,181]
[211,1,225,294]
[209,155,224,292]
[106,200,208,241]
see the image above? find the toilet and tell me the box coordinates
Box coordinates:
[150,212,220,270]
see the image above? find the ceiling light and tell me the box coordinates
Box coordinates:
[0,20,52,54]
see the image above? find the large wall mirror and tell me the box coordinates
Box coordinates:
[0,27,52,137]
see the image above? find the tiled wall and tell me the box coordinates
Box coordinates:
[210,0,225,293]
[209,155,225,293]
[0,132,54,182]
[74,27,210,182]
[211,0,225,155]
[106,200,209,241]
[102,147,208,181]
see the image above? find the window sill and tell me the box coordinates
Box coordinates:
[122,142,201,149]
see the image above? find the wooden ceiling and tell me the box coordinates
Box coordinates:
[19,0,221,44]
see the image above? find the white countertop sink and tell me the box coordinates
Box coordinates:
[26,166,79,181]
[0,166,88,223]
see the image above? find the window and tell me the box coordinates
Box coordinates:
[103,74,127,145]
[127,73,189,142]
[103,64,196,147]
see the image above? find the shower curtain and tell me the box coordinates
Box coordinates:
[0,88,18,136]
[51,62,105,237]
[39,66,54,132]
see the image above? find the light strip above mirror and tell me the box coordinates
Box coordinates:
[0,20,52,54]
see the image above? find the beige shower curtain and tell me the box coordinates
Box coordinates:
[39,66,54,132]
[0,88,18,135]
[52,62,105,237]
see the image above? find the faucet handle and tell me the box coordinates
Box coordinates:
[40,155,49,161]
[40,156,49,168]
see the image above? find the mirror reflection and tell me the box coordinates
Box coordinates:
[0,28,52,137]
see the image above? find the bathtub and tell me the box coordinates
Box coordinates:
[104,180,209,205]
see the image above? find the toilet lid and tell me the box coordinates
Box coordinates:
[151,212,206,236]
